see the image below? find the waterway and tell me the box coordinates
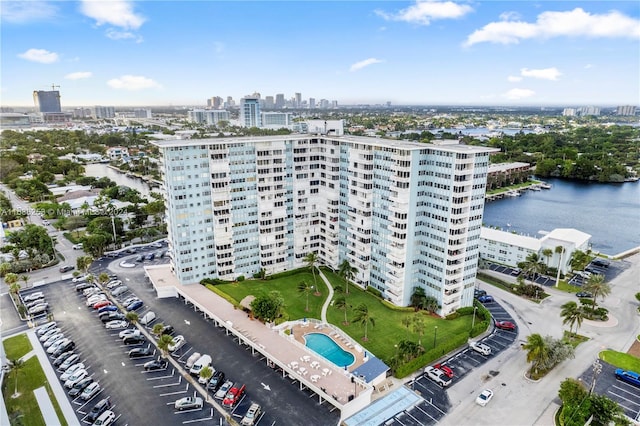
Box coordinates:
[482,178,640,256]
[84,163,155,198]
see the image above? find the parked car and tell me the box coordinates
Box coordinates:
[111,286,128,297]
[433,363,454,378]
[57,353,80,370]
[207,370,225,391]
[119,329,141,339]
[215,380,234,399]
[128,347,153,358]
[424,366,452,387]
[106,280,123,289]
[26,298,46,309]
[477,295,495,303]
[80,381,101,400]
[150,242,163,249]
[69,377,93,397]
[241,403,262,426]
[126,300,143,311]
[474,289,487,298]
[100,312,125,323]
[190,354,212,377]
[140,311,156,325]
[615,369,640,387]
[592,259,610,268]
[93,410,116,426]
[52,340,76,357]
[53,351,75,367]
[123,335,145,345]
[576,291,593,298]
[494,321,516,331]
[470,341,492,356]
[222,384,245,407]
[135,255,144,263]
[39,327,62,342]
[476,389,494,406]
[72,243,83,250]
[60,363,85,381]
[175,396,203,411]
[75,282,94,292]
[87,398,112,422]
[64,369,89,388]
[97,305,119,315]
[43,333,65,348]
[185,352,201,370]
[37,322,57,336]
[168,335,186,352]
[72,274,88,282]
[86,295,107,307]
[105,320,128,329]
[59,265,75,273]
[28,303,49,316]
[93,300,113,310]
[122,296,140,306]
[144,358,168,371]
[23,291,44,302]
[47,338,71,354]
[156,324,174,336]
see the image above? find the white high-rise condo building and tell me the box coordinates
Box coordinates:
[240,97,261,127]
[154,136,497,314]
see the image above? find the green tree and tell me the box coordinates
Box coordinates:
[560,301,585,337]
[97,272,110,287]
[199,366,213,400]
[338,259,358,295]
[157,334,174,358]
[410,287,427,311]
[334,295,349,325]
[583,274,612,309]
[8,358,25,397]
[411,314,426,346]
[20,275,29,289]
[589,394,629,426]
[152,323,165,336]
[542,248,553,270]
[125,312,139,325]
[522,333,550,375]
[76,255,93,274]
[558,378,591,426]
[352,303,375,341]
[250,291,284,322]
[0,262,12,278]
[5,272,19,290]
[297,280,313,312]
[520,253,546,285]
[304,252,319,291]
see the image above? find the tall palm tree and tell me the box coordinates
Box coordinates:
[297,280,313,312]
[411,315,426,346]
[125,312,139,325]
[98,272,110,287]
[199,366,213,400]
[522,333,550,375]
[8,358,24,397]
[152,323,165,336]
[304,252,319,291]
[157,334,174,358]
[334,296,349,325]
[20,275,29,289]
[583,274,612,309]
[338,259,358,295]
[554,246,564,270]
[560,301,584,337]
[352,303,375,341]
[522,253,545,285]
[410,287,427,311]
[0,262,11,278]
[4,272,18,290]
[541,248,553,271]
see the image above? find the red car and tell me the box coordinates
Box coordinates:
[495,320,516,331]
[93,300,113,310]
[222,384,245,407]
[434,363,454,378]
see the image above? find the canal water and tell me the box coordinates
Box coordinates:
[84,163,155,198]
[482,178,640,256]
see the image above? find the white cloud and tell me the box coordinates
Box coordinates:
[350,58,384,72]
[80,0,145,29]
[507,75,522,82]
[107,75,161,90]
[520,67,562,81]
[18,48,59,64]
[1,1,58,23]
[465,8,640,46]
[504,88,535,100]
[499,11,521,21]
[106,29,143,43]
[375,0,473,25]
[65,72,93,80]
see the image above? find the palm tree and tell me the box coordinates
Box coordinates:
[4,272,18,290]
[152,323,165,336]
[410,287,427,311]
[98,272,110,287]
[560,301,584,337]
[8,358,24,398]
[541,248,553,271]
[411,315,426,346]
[583,274,612,309]
[297,280,313,312]
[334,296,349,325]
[554,245,564,270]
[423,296,439,314]
[20,275,29,289]
[352,303,375,341]
[199,366,213,400]
[304,252,319,291]
[522,333,550,375]
[338,259,358,295]
[157,334,174,358]
[0,262,11,278]
[522,253,545,285]
[125,312,139,325]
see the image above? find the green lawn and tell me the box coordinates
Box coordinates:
[211,268,478,364]
[556,280,582,293]
[3,334,32,360]
[2,355,67,426]
[599,350,640,372]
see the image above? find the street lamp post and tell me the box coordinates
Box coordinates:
[433,326,438,349]
[471,306,478,331]
[590,359,602,395]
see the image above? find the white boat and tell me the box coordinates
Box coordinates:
[540,183,552,189]
[505,190,521,197]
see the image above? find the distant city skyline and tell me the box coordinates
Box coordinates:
[1,1,639,107]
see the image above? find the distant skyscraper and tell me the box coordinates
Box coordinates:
[578,106,600,116]
[295,92,302,108]
[93,106,115,119]
[240,97,261,127]
[275,93,285,109]
[562,108,577,116]
[616,105,636,116]
[264,96,274,109]
[33,89,61,113]
[309,98,315,109]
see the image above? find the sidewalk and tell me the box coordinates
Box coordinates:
[25,331,78,425]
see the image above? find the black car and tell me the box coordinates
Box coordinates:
[128,347,153,358]
[53,351,75,367]
[474,289,487,298]
[592,259,610,268]
[144,358,168,371]
[576,291,593,298]
[207,370,225,391]
[123,335,145,345]
[87,398,112,422]
[157,324,174,336]
[52,341,76,358]
[68,377,93,397]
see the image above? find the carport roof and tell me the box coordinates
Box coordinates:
[342,386,422,426]
[351,356,389,384]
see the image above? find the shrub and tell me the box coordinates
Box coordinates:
[579,298,595,306]
[237,275,245,282]
[394,334,469,378]
[366,286,382,298]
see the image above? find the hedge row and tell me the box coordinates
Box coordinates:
[395,333,470,378]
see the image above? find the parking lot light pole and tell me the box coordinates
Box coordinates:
[471,306,478,331]
[433,326,438,349]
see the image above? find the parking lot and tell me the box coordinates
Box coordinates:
[384,295,519,425]
[579,361,640,423]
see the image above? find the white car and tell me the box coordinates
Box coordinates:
[60,363,85,381]
[36,322,57,336]
[476,389,494,406]
[424,366,452,387]
[168,335,186,352]
[86,295,107,306]
[215,380,233,399]
[23,291,44,302]
[80,381,101,401]
[93,410,115,426]
[174,396,203,411]
[105,320,128,329]
[106,280,123,289]
[470,341,492,356]
[43,333,65,348]
[64,369,88,388]
[72,274,88,282]
[47,338,71,354]
[28,303,49,315]
[119,329,141,339]
[39,327,61,342]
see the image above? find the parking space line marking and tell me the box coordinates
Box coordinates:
[607,390,640,407]
[182,415,214,424]
[146,373,175,381]
[153,376,182,388]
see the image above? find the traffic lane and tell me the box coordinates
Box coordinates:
[581,361,640,421]
[120,283,340,426]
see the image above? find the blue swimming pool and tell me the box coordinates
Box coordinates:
[304,333,355,368]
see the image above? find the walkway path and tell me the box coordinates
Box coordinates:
[318,270,335,323]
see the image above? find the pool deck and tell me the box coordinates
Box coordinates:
[291,323,368,371]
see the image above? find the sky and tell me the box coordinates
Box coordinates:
[1,0,639,107]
